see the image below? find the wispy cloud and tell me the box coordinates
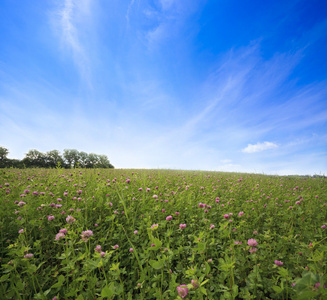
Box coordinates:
[159,0,175,11]
[51,0,93,86]
[221,159,232,164]
[242,142,279,153]
[142,0,199,50]
[125,0,135,25]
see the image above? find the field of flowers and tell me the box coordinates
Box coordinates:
[0,168,326,299]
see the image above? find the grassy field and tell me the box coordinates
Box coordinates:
[0,168,326,299]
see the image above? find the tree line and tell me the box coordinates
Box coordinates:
[0,146,114,169]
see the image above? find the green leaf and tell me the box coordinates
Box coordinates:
[272,286,283,293]
[199,286,207,295]
[149,259,164,269]
[115,283,123,295]
[194,242,206,252]
[27,264,37,274]
[51,275,65,288]
[0,274,9,282]
[308,250,324,262]
[149,238,162,250]
[200,279,209,286]
[232,284,238,298]
[16,279,24,291]
[277,267,288,278]
[101,283,115,298]
[204,262,211,275]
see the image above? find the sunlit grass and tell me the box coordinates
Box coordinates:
[0,168,326,299]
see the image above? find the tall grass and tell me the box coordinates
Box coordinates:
[0,168,326,299]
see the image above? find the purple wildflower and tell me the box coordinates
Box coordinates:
[179,224,186,229]
[81,230,93,242]
[55,232,65,240]
[66,215,76,224]
[247,238,258,247]
[274,260,284,266]
[177,285,188,298]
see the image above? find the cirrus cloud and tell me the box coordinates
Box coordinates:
[242,141,278,153]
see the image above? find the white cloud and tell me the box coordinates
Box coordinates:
[220,159,232,163]
[242,141,278,153]
[143,0,199,49]
[159,0,175,11]
[51,0,93,86]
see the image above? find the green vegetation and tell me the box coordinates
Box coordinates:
[0,146,114,169]
[0,168,326,299]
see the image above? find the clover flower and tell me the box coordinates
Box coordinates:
[66,215,76,224]
[81,230,93,242]
[177,285,188,298]
[247,238,258,247]
[166,215,172,221]
[274,260,283,266]
[55,232,65,241]
[151,224,158,230]
[191,279,199,289]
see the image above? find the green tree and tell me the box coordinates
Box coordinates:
[63,149,80,168]
[45,150,64,168]
[0,146,9,168]
[0,146,9,161]
[79,151,89,168]
[98,154,111,168]
[86,153,99,168]
[23,149,46,167]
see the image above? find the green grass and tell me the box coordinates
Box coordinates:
[0,168,326,299]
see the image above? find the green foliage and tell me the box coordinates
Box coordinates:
[0,169,326,299]
[0,146,114,169]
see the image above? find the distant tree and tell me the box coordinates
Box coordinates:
[23,149,46,167]
[45,150,64,168]
[6,159,23,168]
[0,146,9,161]
[63,149,80,168]
[86,153,99,168]
[98,154,111,168]
[79,151,89,168]
[0,146,114,169]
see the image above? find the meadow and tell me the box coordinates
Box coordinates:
[0,168,326,299]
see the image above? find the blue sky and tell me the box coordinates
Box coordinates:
[0,0,326,175]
